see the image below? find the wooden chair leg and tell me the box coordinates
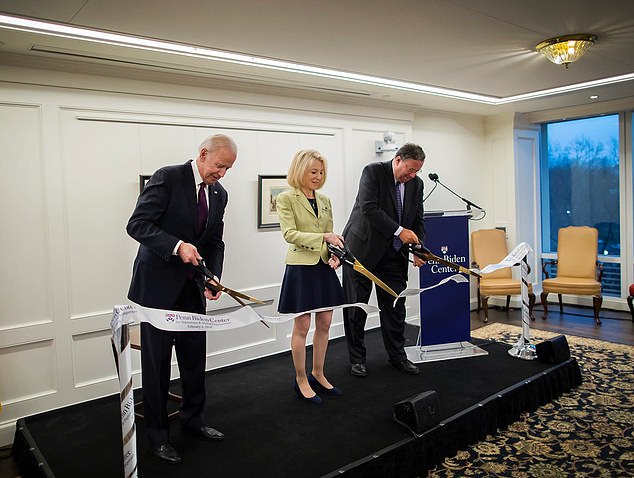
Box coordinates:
[504,296,511,310]
[541,292,549,319]
[628,295,634,322]
[557,294,563,314]
[592,295,602,325]
[528,292,535,321]
[482,295,489,323]
[476,286,481,312]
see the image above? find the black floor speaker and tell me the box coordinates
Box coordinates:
[393,390,440,435]
[535,335,570,364]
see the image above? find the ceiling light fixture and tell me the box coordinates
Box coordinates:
[536,34,597,69]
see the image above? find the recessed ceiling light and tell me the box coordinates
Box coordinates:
[589,95,599,99]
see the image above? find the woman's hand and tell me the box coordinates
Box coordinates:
[328,255,341,270]
[323,232,344,248]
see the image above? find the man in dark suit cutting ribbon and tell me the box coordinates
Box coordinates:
[127,134,237,464]
[342,143,426,377]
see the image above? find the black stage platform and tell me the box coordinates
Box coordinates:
[12,325,581,478]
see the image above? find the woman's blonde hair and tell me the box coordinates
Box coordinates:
[286,149,328,189]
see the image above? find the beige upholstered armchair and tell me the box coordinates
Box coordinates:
[471,228,535,323]
[541,226,603,325]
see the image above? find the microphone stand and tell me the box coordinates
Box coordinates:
[430,178,484,211]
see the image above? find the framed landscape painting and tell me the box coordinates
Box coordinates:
[258,175,289,229]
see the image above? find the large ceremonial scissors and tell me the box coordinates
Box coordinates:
[405,244,481,278]
[327,243,399,298]
[193,260,270,328]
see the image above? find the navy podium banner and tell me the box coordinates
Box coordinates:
[418,210,472,346]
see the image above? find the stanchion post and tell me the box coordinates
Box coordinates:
[111,314,138,478]
[508,256,537,360]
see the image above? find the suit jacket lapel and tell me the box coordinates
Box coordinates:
[315,192,329,218]
[384,161,399,219]
[181,161,198,229]
[402,181,412,223]
[293,188,316,217]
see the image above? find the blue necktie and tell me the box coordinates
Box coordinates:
[393,181,403,251]
[197,183,208,236]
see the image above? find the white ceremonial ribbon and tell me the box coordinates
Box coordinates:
[110,300,379,476]
[393,273,468,307]
[473,242,535,357]
[477,242,532,274]
[116,301,379,332]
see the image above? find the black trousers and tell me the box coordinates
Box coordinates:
[343,248,409,365]
[141,280,207,446]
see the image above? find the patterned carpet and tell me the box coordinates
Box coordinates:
[426,323,634,478]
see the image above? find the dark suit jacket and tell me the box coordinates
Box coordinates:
[343,160,425,270]
[127,160,227,309]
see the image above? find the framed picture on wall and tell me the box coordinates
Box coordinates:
[139,174,152,194]
[258,175,289,229]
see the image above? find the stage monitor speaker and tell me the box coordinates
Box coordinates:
[393,390,440,435]
[535,335,570,364]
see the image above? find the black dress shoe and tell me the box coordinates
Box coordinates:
[182,425,225,441]
[293,379,322,404]
[308,374,342,396]
[151,444,182,464]
[350,363,367,377]
[392,359,420,375]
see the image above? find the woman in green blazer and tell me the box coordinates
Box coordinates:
[277,149,345,404]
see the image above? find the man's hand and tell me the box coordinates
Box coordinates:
[413,255,425,268]
[399,228,420,245]
[177,242,219,298]
[204,279,222,301]
[177,242,202,265]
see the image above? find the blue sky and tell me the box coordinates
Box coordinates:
[547,114,619,148]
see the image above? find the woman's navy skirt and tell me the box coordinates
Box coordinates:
[278,260,345,313]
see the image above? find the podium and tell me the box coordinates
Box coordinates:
[405,210,488,363]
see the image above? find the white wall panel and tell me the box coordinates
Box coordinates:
[61,112,141,317]
[138,124,198,174]
[492,137,510,226]
[0,339,57,404]
[0,104,52,329]
[72,329,119,388]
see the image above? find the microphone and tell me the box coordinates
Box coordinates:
[425,172,483,211]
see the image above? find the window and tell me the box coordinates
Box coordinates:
[540,114,620,296]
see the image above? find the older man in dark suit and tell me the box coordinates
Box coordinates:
[342,143,426,377]
[127,134,237,464]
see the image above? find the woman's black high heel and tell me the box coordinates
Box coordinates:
[308,374,342,397]
[293,379,322,404]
